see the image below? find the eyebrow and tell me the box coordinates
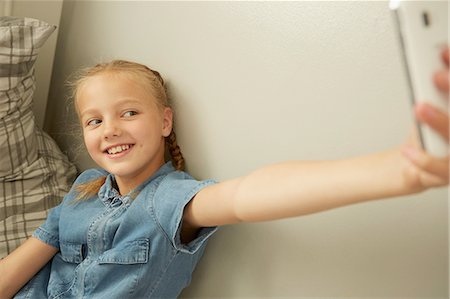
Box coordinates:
[79,98,144,118]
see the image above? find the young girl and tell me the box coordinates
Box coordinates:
[0,49,449,298]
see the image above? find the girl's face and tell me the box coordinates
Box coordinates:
[77,73,172,194]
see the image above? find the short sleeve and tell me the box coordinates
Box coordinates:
[152,171,218,254]
[31,168,107,249]
[32,203,62,249]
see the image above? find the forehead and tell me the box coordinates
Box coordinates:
[79,72,149,98]
[76,73,157,112]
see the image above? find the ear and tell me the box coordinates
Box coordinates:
[162,107,173,137]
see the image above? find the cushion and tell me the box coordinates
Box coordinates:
[0,16,77,257]
[0,17,56,177]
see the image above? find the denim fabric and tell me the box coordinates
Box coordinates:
[14,162,217,298]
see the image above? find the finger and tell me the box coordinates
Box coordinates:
[433,69,449,93]
[415,103,449,142]
[442,48,449,67]
[401,146,449,182]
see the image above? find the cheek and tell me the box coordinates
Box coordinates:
[83,132,99,155]
[132,121,162,141]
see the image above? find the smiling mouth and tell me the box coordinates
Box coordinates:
[104,144,134,156]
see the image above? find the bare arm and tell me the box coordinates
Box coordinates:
[184,147,446,229]
[0,237,58,298]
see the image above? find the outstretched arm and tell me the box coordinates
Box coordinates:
[184,147,444,229]
[183,48,449,232]
[0,237,58,298]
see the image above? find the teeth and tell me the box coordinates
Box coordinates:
[107,144,130,155]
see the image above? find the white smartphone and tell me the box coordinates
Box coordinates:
[390,0,448,157]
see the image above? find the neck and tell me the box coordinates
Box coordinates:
[115,159,165,195]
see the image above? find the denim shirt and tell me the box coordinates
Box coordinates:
[15,162,217,298]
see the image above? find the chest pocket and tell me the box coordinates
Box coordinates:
[98,238,149,265]
[60,241,84,264]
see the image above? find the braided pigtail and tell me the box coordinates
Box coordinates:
[165,130,185,171]
[148,68,185,172]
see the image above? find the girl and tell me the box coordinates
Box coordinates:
[0,49,448,298]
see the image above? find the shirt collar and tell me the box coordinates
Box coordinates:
[98,161,175,205]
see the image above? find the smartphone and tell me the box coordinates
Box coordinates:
[390,0,448,157]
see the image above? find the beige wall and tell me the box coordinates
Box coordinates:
[43,1,448,297]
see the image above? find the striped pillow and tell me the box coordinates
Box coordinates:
[0,17,77,257]
[0,16,56,176]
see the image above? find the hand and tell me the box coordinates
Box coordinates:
[401,48,449,190]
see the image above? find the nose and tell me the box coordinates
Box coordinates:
[102,120,122,139]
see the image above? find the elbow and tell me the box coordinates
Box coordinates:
[224,177,248,225]
[230,176,261,224]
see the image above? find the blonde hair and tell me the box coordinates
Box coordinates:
[71,60,185,200]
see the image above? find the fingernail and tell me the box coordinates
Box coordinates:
[423,105,437,118]
[434,71,450,92]
[415,103,436,120]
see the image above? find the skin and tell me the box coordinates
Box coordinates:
[77,73,173,195]
[0,49,448,298]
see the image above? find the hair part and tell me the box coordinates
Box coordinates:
[70,60,185,200]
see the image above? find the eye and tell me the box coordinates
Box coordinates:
[123,111,138,117]
[86,119,102,127]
